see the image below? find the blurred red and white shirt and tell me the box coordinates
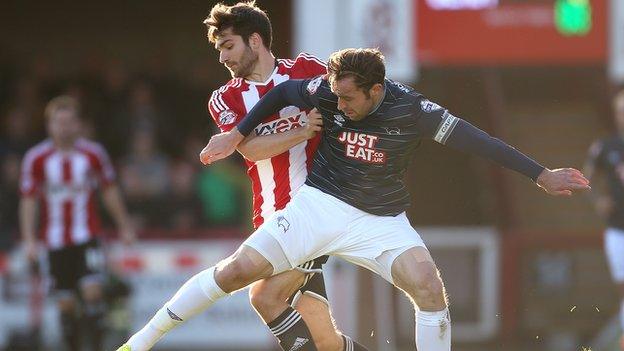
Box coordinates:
[20,138,115,250]
[208,53,326,228]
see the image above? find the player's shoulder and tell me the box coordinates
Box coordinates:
[23,139,54,161]
[75,138,110,158]
[304,74,333,99]
[278,52,327,77]
[209,78,245,103]
[208,78,245,114]
[386,79,438,111]
[294,52,326,67]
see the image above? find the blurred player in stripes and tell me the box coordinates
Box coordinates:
[585,88,624,350]
[19,96,135,351]
[119,2,368,351]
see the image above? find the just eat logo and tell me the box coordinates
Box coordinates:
[337,131,386,164]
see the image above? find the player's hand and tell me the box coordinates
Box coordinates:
[24,239,39,264]
[301,108,323,140]
[200,128,245,165]
[536,168,591,196]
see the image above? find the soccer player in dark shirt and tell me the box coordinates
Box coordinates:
[584,89,624,350]
[120,48,590,351]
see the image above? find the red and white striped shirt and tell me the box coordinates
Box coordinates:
[20,138,116,250]
[208,53,327,228]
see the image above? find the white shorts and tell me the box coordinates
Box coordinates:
[244,184,427,284]
[605,227,624,282]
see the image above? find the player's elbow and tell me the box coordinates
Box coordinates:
[238,146,269,162]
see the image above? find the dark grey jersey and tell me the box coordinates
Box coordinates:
[301,77,455,216]
[236,76,543,217]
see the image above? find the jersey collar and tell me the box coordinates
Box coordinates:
[366,84,387,117]
[244,59,280,86]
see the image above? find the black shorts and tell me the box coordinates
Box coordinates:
[48,239,104,292]
[288,255,329,305]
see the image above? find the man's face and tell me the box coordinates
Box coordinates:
[214,28,258,78]
[47,109,80,145]
[330,76,380,121]
[614,92,624,132]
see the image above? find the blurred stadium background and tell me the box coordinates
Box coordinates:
[0,0,622,350]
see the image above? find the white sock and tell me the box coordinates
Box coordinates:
[620,299,624,332]
[415,308,451,351]
[126,266,227,351]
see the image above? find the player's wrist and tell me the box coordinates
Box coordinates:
[230,127,246,144]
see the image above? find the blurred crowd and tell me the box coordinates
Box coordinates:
[0,55,253,252]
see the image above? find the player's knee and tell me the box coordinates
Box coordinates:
[248,284,284,320]
[80,278,103,303]
[216,251,272,292]
[314,333,343,351]
[402,262,444,302]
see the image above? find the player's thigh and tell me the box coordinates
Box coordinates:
[295,294,342,351]
[250,185,350,273]
[79,240,106,302]
[334,211,428,284]
[605,228,624,287]
[249,269,307,305]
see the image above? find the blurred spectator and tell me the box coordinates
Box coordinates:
[1,108,37,155]
[166,135,205,231]
[196,155,251,230]
[119,129,170,229]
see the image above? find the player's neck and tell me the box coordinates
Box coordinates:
[245,52,276,83]
[53,138,76,151]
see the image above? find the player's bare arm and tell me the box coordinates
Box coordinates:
[201,80,316,164]
[102,184,136,245]
[235,108,323,162]
[19,195,39,262]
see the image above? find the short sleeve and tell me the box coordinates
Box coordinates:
[79,140,116,187]
[91,144,116,186]
[208,89,245,133]
[19,149,41,196]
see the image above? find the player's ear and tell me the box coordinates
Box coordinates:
[249,33,262,50]
[370,83,384,97]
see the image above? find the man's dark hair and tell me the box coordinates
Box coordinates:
[204,1,272,49]
[327,48,386,96]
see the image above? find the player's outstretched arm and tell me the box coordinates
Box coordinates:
[441,117,590,195]
[200,79,315,165]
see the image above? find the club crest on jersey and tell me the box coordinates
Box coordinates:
[333,114,346,126]
[277,216,290,233]
[337,131,386,164]
[306,76,323,95]
[384,127,401,135]
[420,99,443,113]
[219,109,238,125]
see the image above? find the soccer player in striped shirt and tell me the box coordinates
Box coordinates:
[20,95,135,351]
[118,2,368,351]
